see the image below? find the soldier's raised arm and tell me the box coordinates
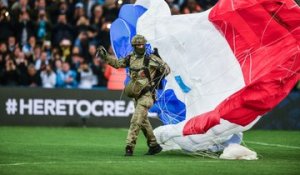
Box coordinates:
[96,46,129,69]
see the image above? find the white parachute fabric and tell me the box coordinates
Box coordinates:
[136,0,260,152]
[220,144,258,160]
[154,119,259,152]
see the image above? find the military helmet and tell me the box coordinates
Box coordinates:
[131,34,147,46]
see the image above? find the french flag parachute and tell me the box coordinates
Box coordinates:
[110,0,300,153]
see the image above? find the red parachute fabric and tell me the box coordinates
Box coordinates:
[183,0,300,135]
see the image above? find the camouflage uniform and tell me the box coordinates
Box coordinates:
[97,35,170,155]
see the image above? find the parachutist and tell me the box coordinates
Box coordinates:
[97,34,170,156]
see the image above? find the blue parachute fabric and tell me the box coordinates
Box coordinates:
[150,88,186,124]
[135,5,148,18]
[110,18,132,58]
[119,4,147,30]
[111,4,148,59]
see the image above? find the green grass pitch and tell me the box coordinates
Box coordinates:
[0,127,299,175]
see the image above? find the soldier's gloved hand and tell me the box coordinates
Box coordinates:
[96,46,107,59]
[158,63,170,76]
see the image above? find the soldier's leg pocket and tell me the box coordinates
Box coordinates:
[138,92,154,108]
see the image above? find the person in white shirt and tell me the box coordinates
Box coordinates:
[78,62,97,89]
[40,64,56,88]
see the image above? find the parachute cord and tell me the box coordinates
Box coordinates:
[119,89,125,101]
[148,67,170,96]
[157,133,222,159]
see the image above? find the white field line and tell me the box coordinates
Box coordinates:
[0,160,221,166]
[0,162,57,166]
[0,141,105,147]
[246,141,300,150]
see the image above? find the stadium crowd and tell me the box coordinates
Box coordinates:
[0,0,219,89]
[0,0,299,90]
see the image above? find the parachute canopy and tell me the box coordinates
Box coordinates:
[110,0,300,153]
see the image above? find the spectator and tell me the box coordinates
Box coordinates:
[88,44,97,63]
[0,42,8,71]
[56,61,77,88]
[90,4,104,30]
[103,0,119,22]
[31,0,48,21]
[16,11,36,47]
[15,51,28,78]
[170,4,180,15]
[59,38,72,63]
[42,40,52,60]
[31,45,42,63]
[91,56,107,87]
[0,42,8,63]
[12,45,22,60]
[90,44,107,87]
[86,0,99,18]
[1,57,20,86]
[40,64,56,88]
[51,13,74,47]
[50,0,71,25]
[22,63,42,87]
[36,9,52,41]
[88,43,97,56]
[95,0,119,49]
[75,16,91,35]
[54,58,62,72]
[51,47,63,63]
[35,51,49,70]
[182,0,202,14]
[171,0,186,8]
[78,16,98,42]
[72,46,80,55]
[7,35,17,54]
[0,0,8,7]
[77,61,97,89]
[74,31,90,62]
[10,0,32,22]
[0,7,14,42]
[72,2,86,26]
[96,20,111,50]
[70,52,83,70]
[22,35,36,56]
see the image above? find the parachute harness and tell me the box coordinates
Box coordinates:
[125,54,169,101]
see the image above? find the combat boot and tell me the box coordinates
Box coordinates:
[145,144,162,155]
[125,146,133,156]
